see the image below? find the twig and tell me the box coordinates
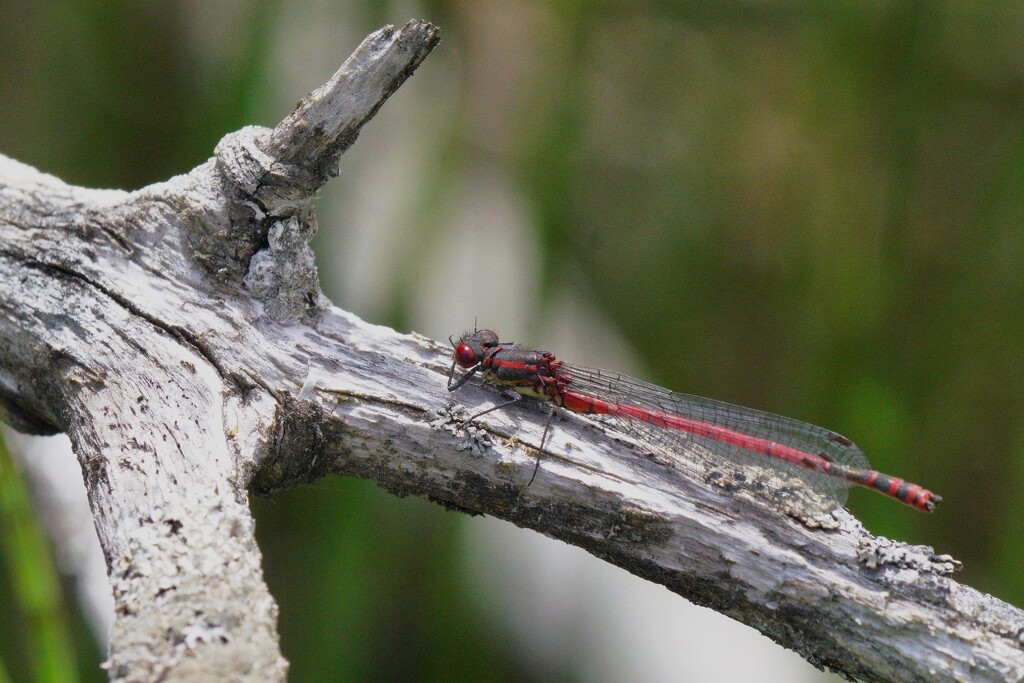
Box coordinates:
[0,18,1021,683]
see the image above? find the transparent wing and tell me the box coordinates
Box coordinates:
[557,364,871,516]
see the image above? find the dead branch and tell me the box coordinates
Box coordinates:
[0,19,1021,683]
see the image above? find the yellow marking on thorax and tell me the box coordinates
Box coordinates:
[513,386,547,400]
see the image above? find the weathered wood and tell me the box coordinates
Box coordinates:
[0,21,440,681]
[0,18,1022,683]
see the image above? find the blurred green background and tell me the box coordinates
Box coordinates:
[1,2,1022,681]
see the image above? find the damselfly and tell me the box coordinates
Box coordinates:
[447,329,941,516]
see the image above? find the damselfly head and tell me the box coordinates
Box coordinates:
[454,343,478,368]
[452,329,502,368]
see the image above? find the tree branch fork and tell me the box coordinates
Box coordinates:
[0,19,1021,683]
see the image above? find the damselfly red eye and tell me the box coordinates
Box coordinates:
[454,343,478,368]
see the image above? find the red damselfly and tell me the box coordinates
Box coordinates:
[446,329,941,515]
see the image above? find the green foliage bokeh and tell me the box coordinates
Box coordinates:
[1,2,1021,681]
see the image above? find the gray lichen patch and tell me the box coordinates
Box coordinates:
[857,535,963,576]
[428,405,492,457]
[105,492,286,682]
[242,214,327,321]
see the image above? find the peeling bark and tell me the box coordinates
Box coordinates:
[0,19,1022,683]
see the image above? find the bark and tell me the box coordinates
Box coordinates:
[0,19,1022,683]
